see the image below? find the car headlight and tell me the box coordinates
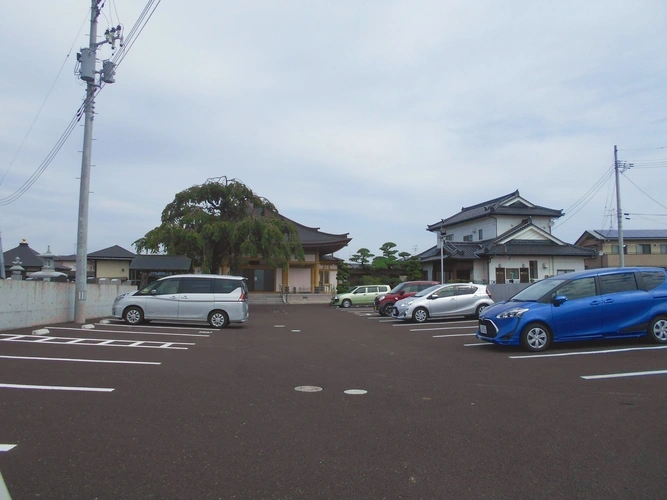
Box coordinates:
[400,301,414,308]
[333,296,339,300]
[377,295,385,302]
[496,308,529,319]
[114,293,129,302]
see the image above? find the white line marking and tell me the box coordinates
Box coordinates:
[432,333,477,338]
[0,445,15,452]
[0,471,10,500]
[464,343,493,347]
[510,345,667,359]
[97,321,208,331]
[0,383,114,392]
[392,320,475,328]
[50,327,209,337]
[582,370,667,380]
[0,335,193,349]
[0,355,160,365]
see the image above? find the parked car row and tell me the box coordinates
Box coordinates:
[337,268,667,354]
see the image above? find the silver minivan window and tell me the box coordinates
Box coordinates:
[180,278,213,294]
[138,278,180,295]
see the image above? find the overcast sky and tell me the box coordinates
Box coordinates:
[2,1,667,262]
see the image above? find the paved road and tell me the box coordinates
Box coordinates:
[1,305,666,499]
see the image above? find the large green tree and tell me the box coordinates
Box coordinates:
[134,177,304,273]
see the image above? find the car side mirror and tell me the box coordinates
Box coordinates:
[429,294,439,299]
[399,290,405,295]
[150,289,158,295]
[553,295,567,306]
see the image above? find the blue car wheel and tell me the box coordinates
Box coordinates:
[648,315,667,343]
[520,322,552,352]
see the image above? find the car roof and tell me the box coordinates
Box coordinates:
[544,267,666,281]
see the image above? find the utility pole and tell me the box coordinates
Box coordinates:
[439,226,447,284]
[0,227,5,279]
[614,145,625,268]
[74,0,120,323]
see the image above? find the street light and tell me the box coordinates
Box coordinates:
[439,227,447,284]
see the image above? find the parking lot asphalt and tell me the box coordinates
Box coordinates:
[1,304,666,499]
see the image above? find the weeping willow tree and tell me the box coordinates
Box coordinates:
[134,176,304,273]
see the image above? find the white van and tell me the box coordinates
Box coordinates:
[112,274,249,328]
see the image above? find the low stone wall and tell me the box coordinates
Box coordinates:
[0,280,136,331]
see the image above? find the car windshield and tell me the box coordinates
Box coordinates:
[414,284,443,297]
[389,283,407,294]
[510,278,568,301]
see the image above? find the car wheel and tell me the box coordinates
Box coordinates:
[341,299,352,308]
[382,303,394,316]
[412,307,429,323]
[123,306,144,325]
[648,315,667,343]
[520,322,552,352]
[475,303,489,319]
[209,310,229,329]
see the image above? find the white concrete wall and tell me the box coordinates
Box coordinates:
[0,280,136,331]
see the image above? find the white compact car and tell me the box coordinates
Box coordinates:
[112,274,249,328]
[392,283,493,323]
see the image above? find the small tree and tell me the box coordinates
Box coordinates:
[350,248,375,271]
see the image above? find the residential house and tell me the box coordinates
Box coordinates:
[420,190,595,283]
[575,229,667,269]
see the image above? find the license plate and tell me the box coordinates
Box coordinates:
[480,324,487,334]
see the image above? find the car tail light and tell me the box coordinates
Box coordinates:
[239,291,247,301]
[486,288,493,299]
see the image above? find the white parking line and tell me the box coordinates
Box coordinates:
[0,383,114,392]
[0,355,160,365]
[432,333,477,338]
[50,327,209,337]
[392,321,475,328]
[0,445,15,452]
[582,370,667,380]
[0,335,193,349]
[0,471,9,500]
[464,343,493,347]
[99,320,211,332]
[510,345,667,359]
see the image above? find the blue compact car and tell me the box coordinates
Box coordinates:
[477,267,667,352]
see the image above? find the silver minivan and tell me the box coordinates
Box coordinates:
[112,274,249,328]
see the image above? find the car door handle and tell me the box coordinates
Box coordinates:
[603,298,614,304]
[590,300,601,305]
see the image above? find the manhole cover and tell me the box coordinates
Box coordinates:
[344,389,367,395]
[294,386,322,392]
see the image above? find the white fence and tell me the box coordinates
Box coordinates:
[0,280,136,331]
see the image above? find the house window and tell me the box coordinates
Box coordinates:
[661,245,667,254]
[611,245,627,255]
[636,244,651,255]
[463,235,473,242]
[478,229,483,240]
[556,269,575,275]
[505,268,519,282]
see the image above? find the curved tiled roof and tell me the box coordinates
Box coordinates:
[426,190,562,231]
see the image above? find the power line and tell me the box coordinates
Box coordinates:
[0,0,162,206]
[0,11,89,187]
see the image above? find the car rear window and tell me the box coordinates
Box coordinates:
[599,272,638,295]
[641,271,666,291]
